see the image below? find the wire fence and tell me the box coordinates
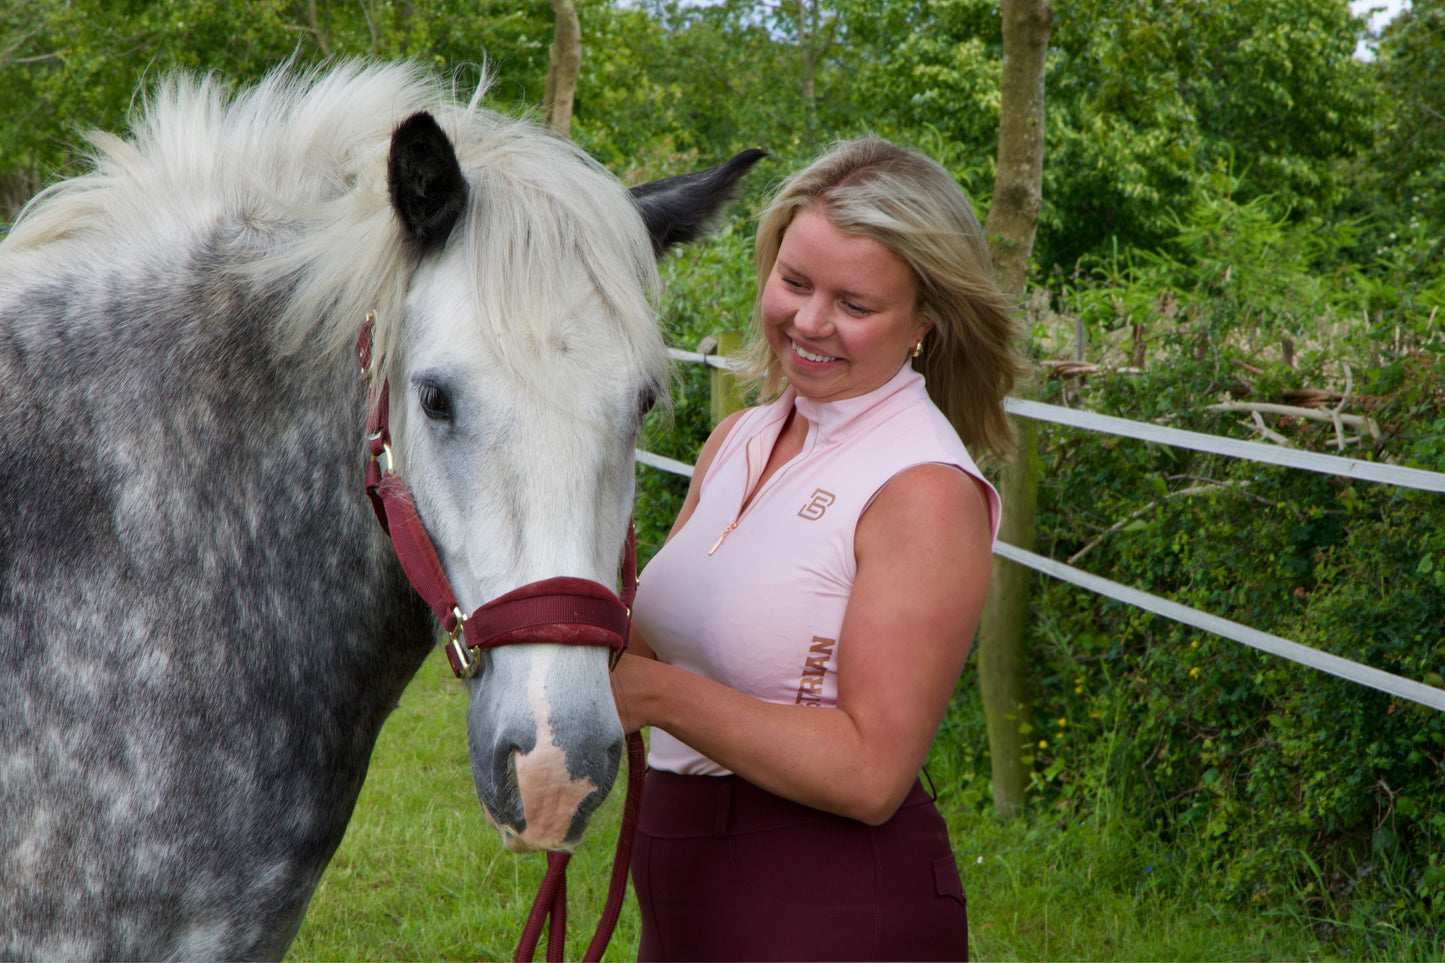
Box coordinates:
[637,348,1445,713]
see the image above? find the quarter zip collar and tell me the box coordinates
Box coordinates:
[790,361,921,445]
[708,362,924,556]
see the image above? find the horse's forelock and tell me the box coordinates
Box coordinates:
[446,129,666,386]
[221,62,664,386]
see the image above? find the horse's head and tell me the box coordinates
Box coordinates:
[377,111,761,851]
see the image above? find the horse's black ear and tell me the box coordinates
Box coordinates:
[388,111,468,248]
[629,149,766,258]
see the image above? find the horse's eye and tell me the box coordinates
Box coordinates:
[419,383,452,421]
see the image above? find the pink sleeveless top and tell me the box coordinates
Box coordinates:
[633,364,1001,775]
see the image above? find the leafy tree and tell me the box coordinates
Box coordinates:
[0,0,556,219]
[577,0,875,174]
[1,0,304,210]
[840,0,1003,191]
[1371,0,1445,263]
[1044,0,1376,272]
[830,0,1378,273]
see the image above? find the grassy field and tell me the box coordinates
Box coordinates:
[287,651,1417,961]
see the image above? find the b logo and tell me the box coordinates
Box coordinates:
[798,489,835,521]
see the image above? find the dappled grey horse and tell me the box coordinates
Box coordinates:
[0,61,759,959]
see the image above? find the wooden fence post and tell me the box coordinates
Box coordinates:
[978,412,1040,820]
[978,0,1052,820]
[710,330,747,426]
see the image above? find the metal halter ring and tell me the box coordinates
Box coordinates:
[368,437,394,476]
[446,607,480,678]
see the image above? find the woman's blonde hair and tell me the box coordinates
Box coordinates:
[737,136,1029,460]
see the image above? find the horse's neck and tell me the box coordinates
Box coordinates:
[0,264,438,959]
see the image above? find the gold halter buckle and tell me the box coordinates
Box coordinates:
[446,606,480,678]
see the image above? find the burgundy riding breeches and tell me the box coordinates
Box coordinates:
[629,769,969,962]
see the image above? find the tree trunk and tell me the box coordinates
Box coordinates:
[977,416,1039,820]
[544,0,582,137]
[979,0,1052,821]
[304,0,333,57]
[0,169,40,223]
[793,0,821,144]
[985,0,1050,298]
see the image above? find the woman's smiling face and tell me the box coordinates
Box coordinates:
[761,208,932,403]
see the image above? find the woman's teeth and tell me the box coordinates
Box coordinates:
[793,341,836,363]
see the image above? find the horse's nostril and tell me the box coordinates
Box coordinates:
[496,747,524,810]
[468,730,528,836]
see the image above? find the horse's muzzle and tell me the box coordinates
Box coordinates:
[467,643,624,852]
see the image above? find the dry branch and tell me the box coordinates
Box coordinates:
[1208,400,1382,450]
[1067,481,1251,565]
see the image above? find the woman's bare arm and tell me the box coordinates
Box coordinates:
[612,463,993,824]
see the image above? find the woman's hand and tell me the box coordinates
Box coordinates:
[610,652,656,735]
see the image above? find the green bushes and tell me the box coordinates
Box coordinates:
[635,223,761,563]
[1003,197,1445,948]
[1016,357,1445,950]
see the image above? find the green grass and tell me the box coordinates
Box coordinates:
[288,652,1419,961]
[287,652,643,962]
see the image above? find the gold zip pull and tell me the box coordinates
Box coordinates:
[708,519,739,556]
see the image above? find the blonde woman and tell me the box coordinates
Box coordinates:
[612,136,1029,962]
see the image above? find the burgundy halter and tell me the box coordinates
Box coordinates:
[357,317,644,962]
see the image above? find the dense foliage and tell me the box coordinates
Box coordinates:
[1023,265,1445,951]
[4,0,1443,953]
[0,0,561,211]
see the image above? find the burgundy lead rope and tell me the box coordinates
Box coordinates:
[358,320,645,962]
[515,730,646,963]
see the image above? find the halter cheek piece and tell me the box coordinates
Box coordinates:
[355,315,636,679]
[356,315,641,963]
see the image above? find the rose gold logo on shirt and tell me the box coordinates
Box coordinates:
[795,636,836,706]
[798,489,835,520]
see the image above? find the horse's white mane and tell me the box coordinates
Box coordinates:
[2,60,662,376]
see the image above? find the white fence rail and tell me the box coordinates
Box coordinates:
[1005,398,1445,493]
[637,350,1445,712]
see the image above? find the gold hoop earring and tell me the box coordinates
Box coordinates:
[911,339,923,358]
